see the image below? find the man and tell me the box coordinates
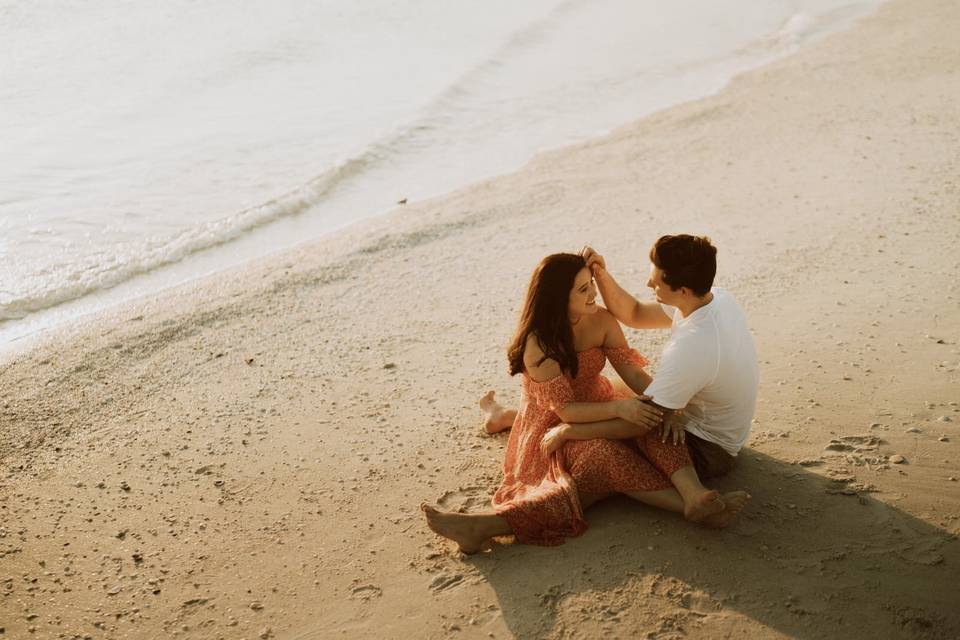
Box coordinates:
[570,234,759,479]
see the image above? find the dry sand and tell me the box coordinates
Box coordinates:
[2,0,959,638]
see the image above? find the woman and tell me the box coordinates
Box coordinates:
[422,253,747,553]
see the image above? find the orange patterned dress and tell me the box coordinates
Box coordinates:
[492,346,681,546]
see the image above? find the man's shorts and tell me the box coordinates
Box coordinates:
[686,432,736,480]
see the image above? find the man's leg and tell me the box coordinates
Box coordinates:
[623,487,750,529]
[635,431,728,522]
[685,432,737,480]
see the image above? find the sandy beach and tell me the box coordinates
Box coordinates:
[2,0,959,637]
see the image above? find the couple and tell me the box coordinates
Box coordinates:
[423,235,759,553]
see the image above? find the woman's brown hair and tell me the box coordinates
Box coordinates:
[507,253,586,379]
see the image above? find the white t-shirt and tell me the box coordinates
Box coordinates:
[644,288,758,456]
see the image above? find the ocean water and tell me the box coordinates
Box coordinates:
[0,0,882,345]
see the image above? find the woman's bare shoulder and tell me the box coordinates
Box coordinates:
[581,306,618,338]
[523,333,563,382]
[523,332,545,367]
[595,306,618,326]
[595,306,629,347]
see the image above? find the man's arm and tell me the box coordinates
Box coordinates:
[582,247,671,329]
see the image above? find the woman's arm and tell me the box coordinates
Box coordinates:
[524,332,658,426]
[541,416,653,456]
[600,310,653,396]
[526,353,632,424]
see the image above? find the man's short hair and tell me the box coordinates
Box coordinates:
[649,235,717,297]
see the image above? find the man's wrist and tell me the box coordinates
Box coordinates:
[595,268,614,284]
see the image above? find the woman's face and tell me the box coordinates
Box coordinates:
[568,267,598,318]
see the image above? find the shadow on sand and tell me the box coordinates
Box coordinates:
[465,450,958,639]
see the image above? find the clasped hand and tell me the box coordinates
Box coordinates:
[616,397,663,430]
[540,425,569,457]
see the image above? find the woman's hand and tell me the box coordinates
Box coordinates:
[615,398,663,430]
[541,425,571,457]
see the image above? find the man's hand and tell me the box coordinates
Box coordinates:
[581,246,606,275]
[660,410,687,445]
[615,398,663,431]
[541,425,571,457]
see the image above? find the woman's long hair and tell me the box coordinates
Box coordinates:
[507,253,586,379]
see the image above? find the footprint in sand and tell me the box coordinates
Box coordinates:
[437,487,487,513]
[429,572,465,592]
[350,584,382,601]
[823,434,883,454]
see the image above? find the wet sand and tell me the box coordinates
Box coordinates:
[1,0,959,637]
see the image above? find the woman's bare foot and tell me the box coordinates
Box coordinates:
[701,491,751,529]
[683,489,725,523]
[479,390,514,434]
[421,504,494,554]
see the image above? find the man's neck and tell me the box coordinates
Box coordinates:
[677,291,714,318]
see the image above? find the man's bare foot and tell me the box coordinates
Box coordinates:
[683,489,725,523]
[421,503,492,554]
[480,390,514,434]
[701,491,751,529]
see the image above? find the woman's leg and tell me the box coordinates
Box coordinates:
[422,491,611,553]
[421,504,512,554]
[479,391,517,434]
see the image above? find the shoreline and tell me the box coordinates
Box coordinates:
[2,0,959,638]
[0,0,885,354]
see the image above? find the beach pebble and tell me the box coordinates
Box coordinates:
[905,427,922,433]
[383,363,396,369]
[120,481,131,492]
[107,585,122,595]
[937,415,952,422]
[250,601,264,610]
[259,627,273,639]
[949,477,957,482]
[889,454,907,464]
[938,436,949,442]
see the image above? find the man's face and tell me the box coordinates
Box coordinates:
[647,264,682,306]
